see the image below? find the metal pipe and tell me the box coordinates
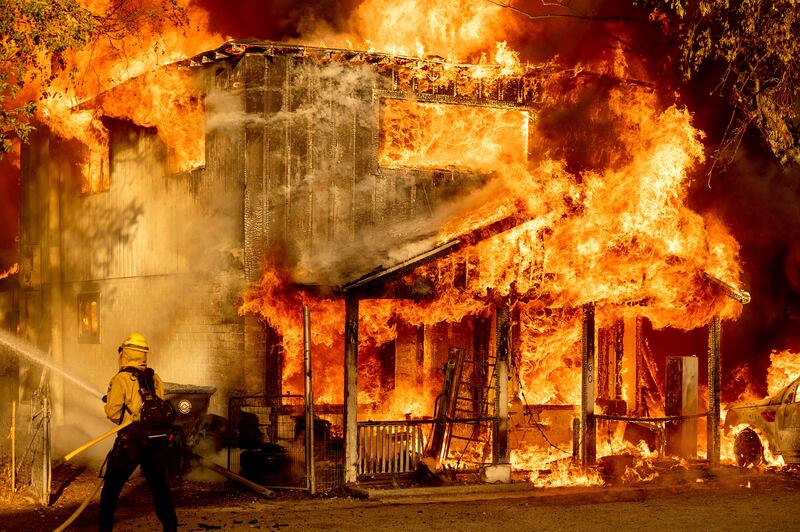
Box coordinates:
[11,400,15,493]
[47,152,66,425]
[42,394,51,505]
[302,304,316,494]
[594,412,709,422]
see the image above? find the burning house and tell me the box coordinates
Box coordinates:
[9,37,750,487]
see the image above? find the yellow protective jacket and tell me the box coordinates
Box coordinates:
[104,347,164,424]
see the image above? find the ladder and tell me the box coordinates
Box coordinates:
[440,347,498,467]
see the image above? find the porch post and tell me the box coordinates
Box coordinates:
[581,303,596,466]
[343,296,359,483]
[707,315,721,466]
[493,302,510,464]
[302,304,316,494]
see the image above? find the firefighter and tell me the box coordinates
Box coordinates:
[98,333,178,532]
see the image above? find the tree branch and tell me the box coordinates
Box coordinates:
[485,0,650,23]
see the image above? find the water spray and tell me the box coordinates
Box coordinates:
[0,330,104,399]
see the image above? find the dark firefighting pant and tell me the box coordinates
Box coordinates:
[98,433,177,532]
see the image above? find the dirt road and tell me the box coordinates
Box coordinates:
[3,468,800,531]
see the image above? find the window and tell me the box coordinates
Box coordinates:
[379,98,529,172]
[80,145,110,194]
[78,292,100,343]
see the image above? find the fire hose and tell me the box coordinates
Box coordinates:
[52,426,273,530]
[63,419,134,462]
[52,422,130,531]
[51,456,273,531]
[52,477,104,532]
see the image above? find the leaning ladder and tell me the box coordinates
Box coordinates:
[441,347,497,468]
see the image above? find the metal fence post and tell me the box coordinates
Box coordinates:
[303,304,316,494]
[11,400,15,494]
[41,394,51,505]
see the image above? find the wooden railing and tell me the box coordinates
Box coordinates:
[357,420,433,476]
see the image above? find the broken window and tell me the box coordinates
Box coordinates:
[379,99,529,172]
[78,292,100,343]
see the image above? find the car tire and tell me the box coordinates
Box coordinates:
[734,428,764,468]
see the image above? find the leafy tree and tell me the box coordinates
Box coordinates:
[0,0,186,158]
[639,0,800,168]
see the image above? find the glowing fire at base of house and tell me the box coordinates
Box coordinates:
[234,42,755,483]
[15,0,798,487]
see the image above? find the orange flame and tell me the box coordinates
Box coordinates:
[350,0,521,61]
[31,1,220,185]
[380,100,529,172]
[12,0,751,484]
[767,349,800,396]
[0,263,19,281]
[243,55,742,450]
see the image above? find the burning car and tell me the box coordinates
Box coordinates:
[724,376,800,466]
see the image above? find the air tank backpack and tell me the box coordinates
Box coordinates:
[122,367,176,445]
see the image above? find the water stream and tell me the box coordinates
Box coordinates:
[0,329,105,399]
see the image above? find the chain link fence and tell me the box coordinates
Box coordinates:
[1,387,51,505]
[227,394,343,492]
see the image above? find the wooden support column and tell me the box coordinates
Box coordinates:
[48,147,64,424]
[343,296,359,483]
[707,316,721,466]
[581,303,596,466]
[493,302,510,465]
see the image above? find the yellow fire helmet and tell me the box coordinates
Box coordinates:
[120,332,149,353]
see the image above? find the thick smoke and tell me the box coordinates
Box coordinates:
[207,61,493,286]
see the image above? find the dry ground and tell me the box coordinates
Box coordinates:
[2,466,800,531]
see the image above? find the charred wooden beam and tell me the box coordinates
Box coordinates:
[341,213,527,296]
[707,315,722,466]
[493,302,511,465]
[375,89,531,110]
[341,240,461,295]
[426,359,457,465]
[700,272,751,304]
